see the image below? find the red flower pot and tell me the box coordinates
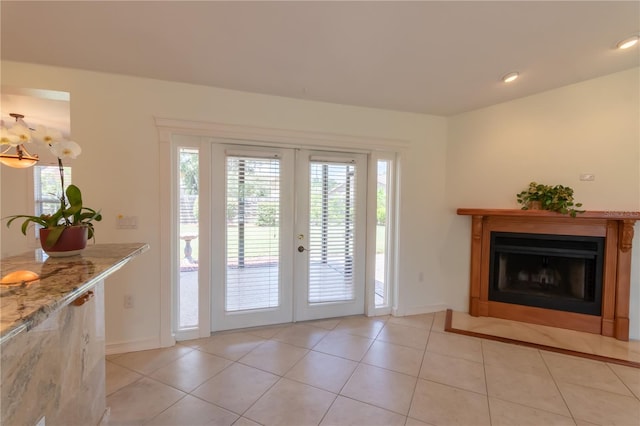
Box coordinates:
[39,226,88,257]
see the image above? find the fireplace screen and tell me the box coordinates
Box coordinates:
[489,232,604,315]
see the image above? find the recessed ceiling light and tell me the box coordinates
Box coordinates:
[617,35,639,50]
[502,72,519,83]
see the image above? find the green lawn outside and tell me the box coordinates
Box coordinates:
[178,223,386,261]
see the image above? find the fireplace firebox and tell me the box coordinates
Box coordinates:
[488,232,604,316]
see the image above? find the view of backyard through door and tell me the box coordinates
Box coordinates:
[176,145,392,333]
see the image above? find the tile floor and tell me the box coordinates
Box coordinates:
[104,311,640,426]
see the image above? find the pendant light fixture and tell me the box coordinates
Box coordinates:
[0,113,39,168]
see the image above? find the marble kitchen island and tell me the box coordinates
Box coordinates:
[0,243,148,426]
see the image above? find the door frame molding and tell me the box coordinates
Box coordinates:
[156,117,408,342]
[156,117,409,152]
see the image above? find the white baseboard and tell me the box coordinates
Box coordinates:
[392,303,449,317]
[105,337,161,355]
[174,329,202,342]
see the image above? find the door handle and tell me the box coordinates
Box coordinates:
[297,245,309,253]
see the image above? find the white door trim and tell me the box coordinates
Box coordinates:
[155,117,409,152]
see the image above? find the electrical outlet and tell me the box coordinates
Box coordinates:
[124,294,134,309]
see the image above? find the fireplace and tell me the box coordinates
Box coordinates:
[488,232,604,316]
[457,208,639,340]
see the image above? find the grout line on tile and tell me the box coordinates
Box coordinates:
[406,325,431,418]
[481,339,491,424]
[239,376,291,421]
[143,393,190,425]
[314,392,339,426]
[539,348,577,424]
[606,363,640,402]
[488,395,579,424]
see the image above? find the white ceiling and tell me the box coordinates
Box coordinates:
[1,1,638,116]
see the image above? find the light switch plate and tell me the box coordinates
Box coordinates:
[116,215,138,229]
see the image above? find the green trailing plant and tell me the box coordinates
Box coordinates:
[516,181,584,217]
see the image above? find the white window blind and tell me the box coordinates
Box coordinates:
[225,156,280,312]
[308,161,356,303]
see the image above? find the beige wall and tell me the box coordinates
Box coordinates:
[2,62,638,345]
[1,61,449,349]
[444,68,640,338]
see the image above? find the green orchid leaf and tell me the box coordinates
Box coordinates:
[65,184,83,217]
[44,226,65,248]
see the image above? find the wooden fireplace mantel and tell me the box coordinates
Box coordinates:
[457,208,639,340]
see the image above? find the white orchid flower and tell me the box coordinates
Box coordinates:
[0,126,20,146]
[32,125,64,145]
[8,122,32,144]
[49,140,82,159]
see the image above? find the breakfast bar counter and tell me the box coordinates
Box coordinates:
[0,243,148,425]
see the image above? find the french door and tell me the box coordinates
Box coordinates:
[294,150,367,321]
[211,145,366,331]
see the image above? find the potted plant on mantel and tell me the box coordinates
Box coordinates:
[516,181,584,217]
[2,116,102,257]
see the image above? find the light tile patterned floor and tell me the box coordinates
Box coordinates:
[104,311,640,426]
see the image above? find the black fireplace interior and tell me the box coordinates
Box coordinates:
[489,232,604,315]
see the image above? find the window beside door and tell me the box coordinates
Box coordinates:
[367,153,396,313]
[178,147,199,330]
[375,159,391,308]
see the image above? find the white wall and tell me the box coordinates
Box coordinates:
[2,61,638,346]
[444,68,640,339]
[1,61,448,350]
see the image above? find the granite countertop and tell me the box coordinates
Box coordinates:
[0,243,149,345]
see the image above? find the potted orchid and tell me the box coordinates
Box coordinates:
[2,116,102,256]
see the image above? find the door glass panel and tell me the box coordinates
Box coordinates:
[375,159,389,307]
[178,147,199,329]
[308,161,356,303]
[226,156,280,311]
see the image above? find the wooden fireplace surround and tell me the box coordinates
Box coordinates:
[457,209,639,341]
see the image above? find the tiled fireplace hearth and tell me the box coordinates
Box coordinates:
[457,209,640,341]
